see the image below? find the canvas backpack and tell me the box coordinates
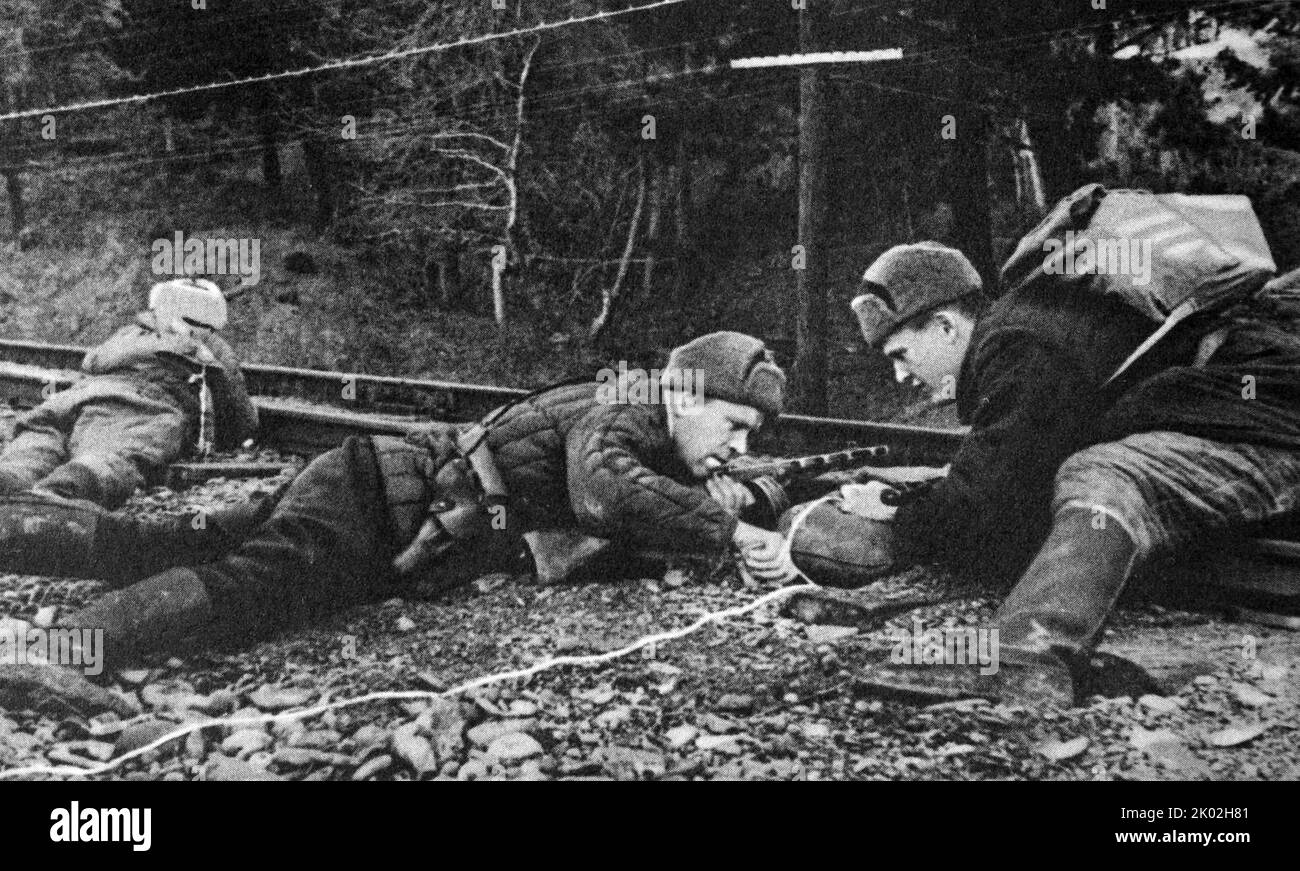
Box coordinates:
[1000,183,1276,384]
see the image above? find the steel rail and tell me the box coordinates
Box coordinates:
[0,338,1295,577]
[0,338,965,461]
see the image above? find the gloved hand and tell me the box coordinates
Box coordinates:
[836,481,899,522]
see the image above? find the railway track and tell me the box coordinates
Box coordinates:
[1,337,1295,574]
[0,337,964,461]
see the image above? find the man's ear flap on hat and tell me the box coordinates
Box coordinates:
[745,360,784,396]
[660,366,688,393]
[742,349,786,417]
[850,293,897,347]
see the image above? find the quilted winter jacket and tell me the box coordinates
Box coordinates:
[481,382,738,555]
[80,311,259,450]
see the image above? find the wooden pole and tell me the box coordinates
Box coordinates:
[793,4,829,416]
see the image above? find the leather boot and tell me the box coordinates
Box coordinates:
[61,567,215,672]
[855,508,1143,708]
[36,460,131,509]
[0,493,108,579]
[993,507,1139,657]
[0,568,214,715]
[0,572,210,717]
[993,506,1158,703]
[0,487,283,586]
[0,664,136,717]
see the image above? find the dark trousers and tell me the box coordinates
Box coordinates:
[192,436,402,642]
[995,430,1300,656]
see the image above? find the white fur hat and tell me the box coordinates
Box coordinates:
[149,278,227,330]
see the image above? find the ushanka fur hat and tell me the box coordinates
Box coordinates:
[666,331,786,418]
[851,242,983,346]
[149,277,228,331]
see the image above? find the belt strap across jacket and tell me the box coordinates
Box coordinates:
[391,424,509,576]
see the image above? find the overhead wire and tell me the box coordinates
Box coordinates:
[0,0,694,123]
[9,0,1291,181]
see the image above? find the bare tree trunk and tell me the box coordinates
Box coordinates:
[642,158,662,295]
[3,170,24,238]
[0,25,29,241]
[495,38,540,326]
[672,134,692,297]
[870,169,887,228]
[590,154,647,338]
[900,182,915,240]
[259,110,282,189]
[490,250,506,325]
[301,134,336,230]
[425,245,463,310]
[1097,103,1120,164]
[1008,118,1046,218]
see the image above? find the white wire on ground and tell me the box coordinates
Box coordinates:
[0,495,838,781]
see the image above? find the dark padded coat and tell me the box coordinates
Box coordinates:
[483,382,738,555]
[894,283,1300,581]
[57,382,742,642]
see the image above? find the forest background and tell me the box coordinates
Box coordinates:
[1,0,1297,423]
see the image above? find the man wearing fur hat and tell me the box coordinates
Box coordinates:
[0,278,258,508]
[0,331,796,714]
[840,240,1300,708]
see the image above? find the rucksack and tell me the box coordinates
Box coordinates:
[1260,267,1300,336]
[1000,184,1277,383]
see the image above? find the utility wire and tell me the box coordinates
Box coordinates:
[0,0,693,123]
[9,0,1290,176]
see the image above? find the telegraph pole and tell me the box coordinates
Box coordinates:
[732,33,900,416]
[794,3,829,416]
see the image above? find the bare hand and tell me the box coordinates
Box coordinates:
[706,475,756,515]
[731,522,799,583]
